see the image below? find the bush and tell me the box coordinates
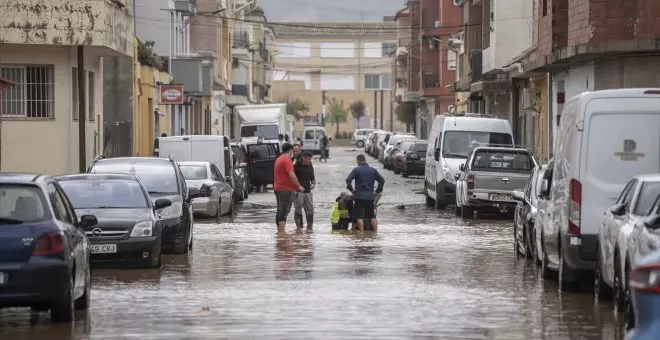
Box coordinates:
[335,132,342,139]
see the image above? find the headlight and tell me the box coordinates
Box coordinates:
[130,221,153,237]
[158,201,183,219]
[443,165,455,183]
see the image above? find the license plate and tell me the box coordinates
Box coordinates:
[91,244,117,254]
[490,194,513,201]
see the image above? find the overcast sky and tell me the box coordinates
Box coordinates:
[258,0,403,21]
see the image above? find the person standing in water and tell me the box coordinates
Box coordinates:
[273,143,305,233]
[345,154,384,232]
[293,151,316,230]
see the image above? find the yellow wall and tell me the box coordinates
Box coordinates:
[532,76,549,163]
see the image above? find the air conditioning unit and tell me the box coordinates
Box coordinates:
[434,21,440,28]
[521,88,533,109]
[219,0,226,9]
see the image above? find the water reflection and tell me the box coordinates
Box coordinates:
[346,234,382,277]
[0,308,91,340]
[275,231,314,280]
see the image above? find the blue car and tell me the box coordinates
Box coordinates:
[626,217,660,340]
[0,173,97,322]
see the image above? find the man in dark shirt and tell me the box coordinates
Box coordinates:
[291,143,302,166]
[346,154,385,232]
[294,151,315,230]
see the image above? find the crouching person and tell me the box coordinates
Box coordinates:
[294,151,315,230]
[331,192,353,230]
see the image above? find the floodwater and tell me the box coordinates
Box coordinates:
[0,148,625,339]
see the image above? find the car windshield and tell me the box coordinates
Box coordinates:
[377,134,387,142]
[471,150,534,174]
[59,179,148,209]
[634,181,660,216]
[412,143,428,151]
[91,160,179,194]
[532,170,544,202]
[0,184,50,224]
[443,131,513,158]
[241,124,279,139]
[179,165,209,180]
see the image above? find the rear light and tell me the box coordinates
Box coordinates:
[467,172,475,193]
[568,179,581,236]
[32,232,65,256]
[629,264,660,293]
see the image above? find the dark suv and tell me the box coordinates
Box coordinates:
[57,173,172,267]
[88,156,207,254]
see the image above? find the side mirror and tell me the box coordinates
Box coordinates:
[610,203,626,216]
[225,177,233,184]
[459,163,465,171]
[434,148,440,161]
[512,190,525,202]
[285,135,290,142]
[154,198,172,210]
[644,215,660,229]
[278,134,284,141]
[79,214,98,228]
[454,173,461,180]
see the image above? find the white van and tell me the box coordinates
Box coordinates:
[540,89,660,283]
[351,128,375,148]
[424,114,513,209]
[301,126,327,155]
[158,135,233,181]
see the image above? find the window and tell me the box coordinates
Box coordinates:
[240,124,280,139]
[211,165,224,182]
[320,42,355,58]
[320,74,355,90]
[59,179,149,209]
[90,160,179,194]
[47,183,71,223]
[634,182,660,216]
[179,164,209,180]
[363,42,396,58]
[542,0,548,16]
[442,131,513,158]
[272,71,311,90]
[471,150,534,174]
[88,71,95,121]
[0,185,49,223]
[364,74,391,90]
[275,42,311,58]
[0,65,54,118]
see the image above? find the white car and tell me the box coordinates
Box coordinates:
[351,128,375,148]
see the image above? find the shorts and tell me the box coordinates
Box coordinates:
[275,191,295,223]
[353,199,375,220]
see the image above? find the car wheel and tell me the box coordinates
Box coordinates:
[51,274,74,323]
[237,186,246,202]
[425,192,434,207]
[613,258,625,311]
[461,206,473,218]
[356,140,364,148]
[558,247,576,291]
[215,199,221,218]
[530,229,540,265]
[402,171,409,178]
[455,205,462,217]
[188,223,194,250]
[540,236,556,280]
[74,269,91,310]
[524,227,534,259]
[244,184,249,199]
[393,168,400,175]
[594,250,612,301]
[435,184,447,210]
[151,250,162,268]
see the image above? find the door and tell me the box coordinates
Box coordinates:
[247,143,278,186]
[302,129,319,151]
[210,164,230,213]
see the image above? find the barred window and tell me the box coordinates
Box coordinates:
[0,65,54,118]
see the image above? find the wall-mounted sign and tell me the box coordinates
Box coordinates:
[159,85,184,105]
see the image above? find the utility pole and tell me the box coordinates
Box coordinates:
[77,46,87,172]
[389,93,394,131]
[373,91,378,129]
[380,89,384,130]
[321,90,326,125]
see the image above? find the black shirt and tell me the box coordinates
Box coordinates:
[294,162,315,193]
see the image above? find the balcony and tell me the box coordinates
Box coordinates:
[259,42,269,60]
[470,51,483,83]
[232,84,250,97]
[421,72,445,97]
[0,0,133,56]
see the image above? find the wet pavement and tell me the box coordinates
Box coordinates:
[1,147,626,339]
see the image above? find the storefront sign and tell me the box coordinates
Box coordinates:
[159,85,184,105]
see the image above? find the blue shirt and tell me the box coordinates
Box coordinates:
[346,163,385,201]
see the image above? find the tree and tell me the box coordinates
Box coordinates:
[279,95,310,121]
[395,102,417,132]
[326,97,348,137]
[349,100,366,120]
[137,40,168,73]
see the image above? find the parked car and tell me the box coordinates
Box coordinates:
[352,128,375,148]
[455,146,536,218]
[425,113,514,210]
[367,131,384,157]
[57,173,171,268]
[597,176,660,331]
[396,140,428,178]
[0,173,97,322]
[626,246,660,340]
[513,165,546,261]
[543,89,660,290]
[179,161,234,217]
[88,155,203,254]
[382,134,417,168]
[376,132,393,162]
[230,141,250,199]
[387,141,405,171]
[364,132,375,153]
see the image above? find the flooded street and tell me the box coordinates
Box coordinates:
[1,148,625,339]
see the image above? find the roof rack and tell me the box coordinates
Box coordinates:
[446,112,497,118]
[469,142,534,150]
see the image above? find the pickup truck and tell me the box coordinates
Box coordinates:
[455,146,537,218]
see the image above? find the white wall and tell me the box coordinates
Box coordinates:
[320,42,355,58]
[486,0,534,72]
[272,71,311,90]
[320,74,355,90]
[551,63,594,147]
[276,41,311,58]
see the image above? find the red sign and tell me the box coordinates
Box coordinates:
[159,85,184,105]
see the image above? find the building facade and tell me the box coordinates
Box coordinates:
[0,0,133,174]
[271,21,404,136]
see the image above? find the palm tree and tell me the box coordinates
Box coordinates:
[326,97,348,137]
[279,95,310,121]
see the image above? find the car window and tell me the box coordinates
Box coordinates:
[47,183,73,224]
[248,144,277,158]
[304,130,315,139]
[621,179,638,212]
[211,165,224,181]
[0,184,50,223]
[412,143,427,152]
[315,130,325,139]
[59,179,149,209]
[634,182,660,216]
[179,164,209,180]
[471,150,534,174]
[91,160,179,194]
[616,179,636,204]
[231,146,247,163]
[443,131,513,158]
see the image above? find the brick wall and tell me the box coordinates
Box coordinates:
[538,0,568,57]
[409,1,421,92]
